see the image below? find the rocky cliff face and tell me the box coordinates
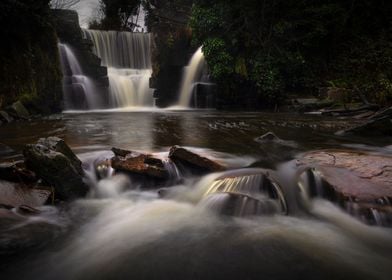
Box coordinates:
[147,0,195,107]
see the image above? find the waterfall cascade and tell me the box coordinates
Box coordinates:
[83,30,153,108]
[58,43,101,110]
[177,47,215,108]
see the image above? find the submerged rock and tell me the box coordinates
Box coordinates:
[169,145,225,173]
[23,137,88,200]
[111,152,168,180]
[297,150,392,226]
[254,132,280,142]
[0,180,51,208]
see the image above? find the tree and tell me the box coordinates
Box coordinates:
[50,0,80,9]
[89,0,142,31]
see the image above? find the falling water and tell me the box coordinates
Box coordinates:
[177,47,207,107]
[58,43,100,109]
[83,30,153,108]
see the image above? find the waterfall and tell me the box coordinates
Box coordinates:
[177,47,206,108]
[58,43,100,110]
[83,30,153,108]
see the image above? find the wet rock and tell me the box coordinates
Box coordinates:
[0,110,13,123]
[254,132,280,142]
[111,147,132,157]
[0,143,13,157]
[95,159,113,180]
[111,153,168,179]
[298,150,392,225]
[14,205,41,216]
[0,161,37,183]
[169,145,226,173]
[23,137,88,200]
[8,101,30,119]
[0,180,52,208]
[37,137,84,175]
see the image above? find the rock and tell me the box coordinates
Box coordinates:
[111,153,168,179]
[95,159,113,180]
[298,150,392,225]
[169,146,225,173]
[14,205,41,216]
[23,137,88,200]
[9,101,29,119]
[37,137,84,175]
[0,143,14,157]
[255,132,280,142]
[0,110,13,123]
[0,161,37,183]
[336,116,392,136]
[0,180,51,208]
[111,147,132,157]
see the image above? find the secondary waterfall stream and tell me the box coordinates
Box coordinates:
[177,47,207,107]
[58,43,100,110]
[83,30,153,108]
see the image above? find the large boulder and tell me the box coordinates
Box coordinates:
[111,148,168,179]
[169,145,226,173]
[23,137,88,200]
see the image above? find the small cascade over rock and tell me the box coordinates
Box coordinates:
[199,169,288,217]
[83,30,154,108]
[177,47,215,108]
[58,43,102,110]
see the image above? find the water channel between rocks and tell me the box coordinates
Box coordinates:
[0,110,391,280]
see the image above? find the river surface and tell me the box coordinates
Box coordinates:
[0,110,391,280]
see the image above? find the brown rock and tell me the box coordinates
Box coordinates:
[169,145,226,173]
[111,153,168,179]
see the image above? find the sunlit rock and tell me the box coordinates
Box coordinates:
[111,152,168,180]
[169,145,226,173]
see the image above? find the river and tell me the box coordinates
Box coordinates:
[0,110,391,280]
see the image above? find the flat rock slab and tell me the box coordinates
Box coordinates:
[0,180,51,208]
[169,145,226,173]
[111,153,168,179]
[300,150,392,196]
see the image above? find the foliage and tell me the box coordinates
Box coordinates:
[0,0,62,113]
[190,0,392,108]
[88,0,142,31]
